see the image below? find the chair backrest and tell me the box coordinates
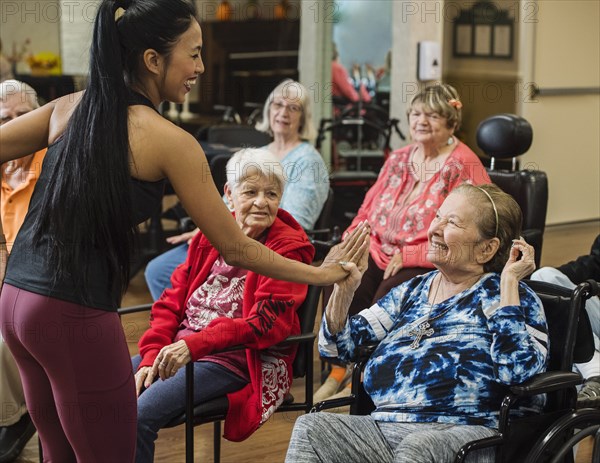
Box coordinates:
[209,153,232,196]
[477,113,533,163]
[487,169,548,267]
[312,188,334,231]
[525,281,577,373]
[525,280,596,371]
[292,284,322,378]
[486,170,548,233]
[207,124,272,147]
[476,114,548,267]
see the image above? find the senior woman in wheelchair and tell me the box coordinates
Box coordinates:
[131,148,361,463]
[286,184,548,463]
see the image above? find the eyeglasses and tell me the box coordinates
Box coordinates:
[270,100,302,114]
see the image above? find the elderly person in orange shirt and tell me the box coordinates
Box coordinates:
[1,80,46,252]
[0,79,42,463]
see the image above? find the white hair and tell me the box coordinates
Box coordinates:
[225,148,286,193]
[255,79,318,143]
[0,79,39,109]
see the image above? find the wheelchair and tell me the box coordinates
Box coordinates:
[317,97,405,173]
[311,280,600,463]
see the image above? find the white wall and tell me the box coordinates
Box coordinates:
[298,1,333,166]
[59,0,99,75]
[519,0,600,224]
[389,0,445,148]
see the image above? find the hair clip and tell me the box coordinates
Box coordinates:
[448,99,463,109]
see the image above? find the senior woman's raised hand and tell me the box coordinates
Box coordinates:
[324,223,370,334]
[500,237,536,307]
[503,237,536,280]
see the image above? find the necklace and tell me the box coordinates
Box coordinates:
[408,273,481,349]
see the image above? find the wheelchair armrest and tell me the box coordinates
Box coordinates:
[279,333,316,346]
[510,371,583,396]
[310,394,357,413]
[117,303,153,316]
[454,435,505,463]
[305,226,341,243]
[179,217,197,233]
[306,228,332,236]
[357,343,378,360]
[310,343,380,415]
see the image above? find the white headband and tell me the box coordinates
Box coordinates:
[476,187,499,238]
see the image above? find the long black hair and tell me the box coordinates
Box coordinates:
[32,0,197,302]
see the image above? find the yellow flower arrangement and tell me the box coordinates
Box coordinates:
[26,52,61,76]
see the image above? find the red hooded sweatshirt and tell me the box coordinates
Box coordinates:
[137,209,314,441]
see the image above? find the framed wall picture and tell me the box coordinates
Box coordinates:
[452,1,514,60]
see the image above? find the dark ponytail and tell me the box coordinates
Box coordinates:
[32,0,197,302]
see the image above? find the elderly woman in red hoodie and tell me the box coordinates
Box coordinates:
[132,148,315,462]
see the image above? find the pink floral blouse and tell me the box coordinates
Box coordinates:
[346,141,491,270]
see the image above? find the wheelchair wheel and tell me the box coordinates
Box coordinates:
[525,408,600,463]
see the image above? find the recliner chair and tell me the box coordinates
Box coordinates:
[476,114,548,267]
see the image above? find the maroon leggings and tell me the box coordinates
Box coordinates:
[0,284,136,462]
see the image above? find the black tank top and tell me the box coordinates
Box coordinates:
[4,92,165,311]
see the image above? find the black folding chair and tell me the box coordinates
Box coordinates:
[118,285,322,463]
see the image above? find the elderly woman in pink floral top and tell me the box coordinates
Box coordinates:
[315,83,491,402]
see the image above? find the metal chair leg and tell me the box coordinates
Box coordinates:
[213,421,221,463]
[185,363,194,463]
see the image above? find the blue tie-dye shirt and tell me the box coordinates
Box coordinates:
[319,271,548,428]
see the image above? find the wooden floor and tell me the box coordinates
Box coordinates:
[15,220,600,462]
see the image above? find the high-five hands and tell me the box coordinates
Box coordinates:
[320,221,370,285]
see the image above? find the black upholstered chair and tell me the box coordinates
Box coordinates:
[208,152,232,197]
[476,114,548,267]
[206,124,272,147]
[304,188,342,262]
